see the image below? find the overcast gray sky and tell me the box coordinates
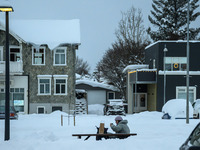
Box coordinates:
[0,0,200,72]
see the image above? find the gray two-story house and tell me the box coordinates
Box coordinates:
[0,19,80,114]
[125,41,200,114]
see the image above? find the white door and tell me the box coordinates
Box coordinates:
[87,90,106,105]
[133,93,147,112]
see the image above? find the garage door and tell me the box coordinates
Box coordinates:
[87,90,106,105]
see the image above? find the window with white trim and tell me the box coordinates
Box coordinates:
[54,48,66,65]
[32,47,45,65]
[108,92,115,99]
[54,78,67,95]
[37,106,45,114]
[10,47,21,61]
[38,78,51,95]
[176,86,196,104]
[165,57,187,71]
[0,46,3,61]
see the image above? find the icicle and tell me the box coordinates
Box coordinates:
[28,42,40,52]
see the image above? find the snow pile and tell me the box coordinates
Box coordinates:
[162,99,193,118]
[0,111,199,150]
[88,104,104,115]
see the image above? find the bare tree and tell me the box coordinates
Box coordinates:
[95,6,150,98]
[75,56,90,76]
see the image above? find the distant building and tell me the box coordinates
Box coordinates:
[124,41,200,113]
[76,78,120,105]
[0,20,80,114]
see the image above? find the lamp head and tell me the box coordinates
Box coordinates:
[0,0,14,12]
[163,47,168,52]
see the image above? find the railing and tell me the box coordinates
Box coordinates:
[0,61,23,74]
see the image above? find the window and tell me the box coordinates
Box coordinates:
[11,88,25,112]
[0,46,3,61]
[108,92,115,99]
[38,77,51,95]
[54,78,67,95]
[176,86,196,104]
[165,57,187,71]
[54,48,66,65]
[37,75,52,95]
[32,47,45,65]
[52,106,62,112]
[37,106,45,114]
[10,47,21,61]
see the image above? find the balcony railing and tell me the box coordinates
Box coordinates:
[0,61,23,75]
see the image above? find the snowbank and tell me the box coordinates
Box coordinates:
[162,99,193,118]
[0,111,199,150]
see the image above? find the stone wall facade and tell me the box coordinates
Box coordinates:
[0,30,78,114]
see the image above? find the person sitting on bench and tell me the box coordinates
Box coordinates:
[109,116,130,139]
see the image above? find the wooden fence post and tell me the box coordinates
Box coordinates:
[61,114,63,126]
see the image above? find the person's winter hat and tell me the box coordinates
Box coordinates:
[115,116,123,121]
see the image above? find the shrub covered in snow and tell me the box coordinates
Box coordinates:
[162,99,193,119]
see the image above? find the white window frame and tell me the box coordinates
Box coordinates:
[165,57,187,71]
[10,45,21,62]
[107,92,115,100]
[37,75,52,95]
[53,47,67,66]
[176,86,196,103]
[0,46,3,61]
[32,46,45,65]
[53,75,68,95]
[37,106,45,114]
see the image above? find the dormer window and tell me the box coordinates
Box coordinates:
[10,47,21,62]
[32,47,45,65]
[54,48,66,66]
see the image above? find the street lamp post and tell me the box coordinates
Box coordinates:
[186,0,190,124]
[0,2,14,141]
[163,45,168,105]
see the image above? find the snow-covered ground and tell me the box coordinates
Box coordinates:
[0,110,199,150]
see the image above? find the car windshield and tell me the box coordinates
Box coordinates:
[190,123,200,146]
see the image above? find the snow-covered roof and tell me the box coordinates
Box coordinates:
[145,40,200,50]
[0,19,81,49]
[159,71,200,75]
[76,79,119,91]
[123,64,149,73]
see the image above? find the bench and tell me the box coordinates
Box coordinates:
[72,133,137,141]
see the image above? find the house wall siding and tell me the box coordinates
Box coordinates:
[145,42,200,111]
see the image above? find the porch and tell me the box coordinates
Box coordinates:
[127,69,157,113]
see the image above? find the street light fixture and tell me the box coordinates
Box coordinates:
[163,45,168,105]
[0,0,14,141]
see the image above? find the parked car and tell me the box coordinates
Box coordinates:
[192,99,200,119]
[0,106,18,119]
[180,122,200,150]
[104,99,126,116]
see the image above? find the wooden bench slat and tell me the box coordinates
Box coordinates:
[72,133,137,140]
[72,133,137,136]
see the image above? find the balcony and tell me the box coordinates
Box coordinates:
[0,61,23,75]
